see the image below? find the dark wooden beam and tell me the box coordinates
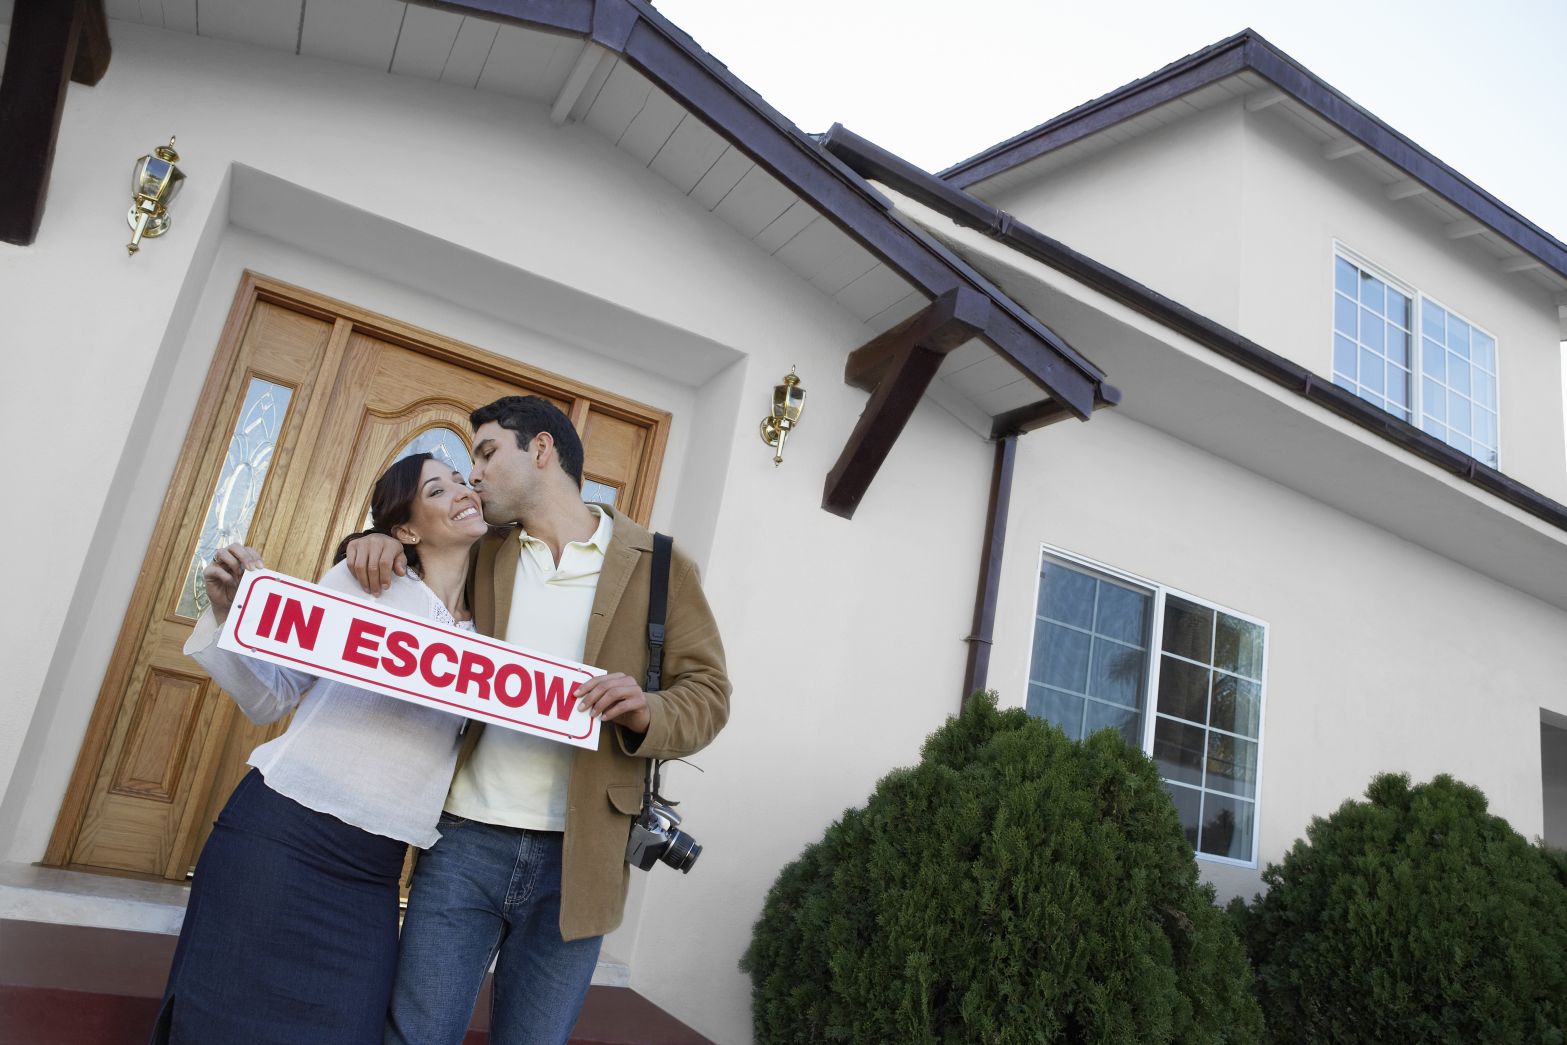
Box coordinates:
[991,383,1121,438]
[961,434,1016,704]
[824,287,988,518]
[72,0,112,87]
[844,288,990,392]
[0,0,85,245]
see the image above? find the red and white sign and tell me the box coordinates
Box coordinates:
[219,570,601,750]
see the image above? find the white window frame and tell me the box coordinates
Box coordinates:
[1027,546,1270,869]
[1331,242,1502,466]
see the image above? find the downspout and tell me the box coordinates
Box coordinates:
[960,434,1017,707]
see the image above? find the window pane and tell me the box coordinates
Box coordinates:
[1448,355,1470,395]
[1157,657,1210,722]
[1199,794,1255,861]
[1472,331,1496,372]
[1334,293,1357,337]
[1084,699,1141,748]
[177,378,295,618]
[582,478,618,506]
[1027,685,1086,740]
[1474,408,1496,452]
[1039,563,1096,629]
[1423,337,1446,381]
[1423,378,1445,422]
[1360,309,1384,351]
[1420,415,1446,439]
[1386,367,1408,415]
[1421,298,1445,341]
[1359,272,1384,311]
[1449,431,1472,455]
[1089,639,1146,708]
[1210,675,1262,737]
[1333,335,1357,379]
[1214,614,1264,678]
[1206,733,1260,798]
[1386,291,1411,329]
[1032,623,1090,691]
[1094,582,1150,645]
[1474,369,1495,409]
[1449,391,1470,435]
[1162,598,1213,662]
[1334,257,1358,296]
[1166,783,1201,850]
[1447,317,1471,358]
[1154,718,1206,787]
[1360,349,1384,393]
[1385,325,1409,367]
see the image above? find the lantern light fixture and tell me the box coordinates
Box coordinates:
[759,367,806,466]
[126,137,186,256]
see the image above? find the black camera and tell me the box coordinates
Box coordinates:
[626,798,701,874]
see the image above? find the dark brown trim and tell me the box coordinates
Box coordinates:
[939,29,1567,281]
[991,383,1123,438]
[0,0,84,245]
[823,288,985,518]
[962,434,1016,705]
[72,0,112,86]
[825,125,1567,536]
[844,287,990,392]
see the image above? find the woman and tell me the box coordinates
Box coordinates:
[151,452,490,1045]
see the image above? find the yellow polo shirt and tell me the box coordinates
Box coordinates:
[444,505,613,830]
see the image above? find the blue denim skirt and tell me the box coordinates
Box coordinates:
[149,769,407,1045]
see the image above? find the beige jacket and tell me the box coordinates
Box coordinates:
[457,507,730,940]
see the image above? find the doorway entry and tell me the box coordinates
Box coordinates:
[46,272,669,880]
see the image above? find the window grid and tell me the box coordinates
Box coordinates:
[1027,555,1266,867]
[1332,250,1499,465]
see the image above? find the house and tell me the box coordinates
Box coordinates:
[0,3,1563,1042]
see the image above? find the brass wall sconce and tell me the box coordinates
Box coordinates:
[759,367,806,465]
[126,137,186,255]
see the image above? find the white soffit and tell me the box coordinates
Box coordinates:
[103,1,923,337]
[878,179,1567,609]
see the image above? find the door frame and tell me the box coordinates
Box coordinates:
[46,271,670,870]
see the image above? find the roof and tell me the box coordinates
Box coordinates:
[939,28,1567,286]
[823,122,1567,536]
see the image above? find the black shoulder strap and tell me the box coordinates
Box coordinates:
[645,533,673,692]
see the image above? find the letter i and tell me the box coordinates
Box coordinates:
[255,592,282,638]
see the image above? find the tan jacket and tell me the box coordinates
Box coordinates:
[457,507,730,940]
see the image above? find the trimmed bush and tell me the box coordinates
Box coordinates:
[741,693,1262,1044]
[1229,773,1567,1044]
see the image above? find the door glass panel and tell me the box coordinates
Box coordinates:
[361,427,474,529]
[582,478,618,507]
[176,378,294,617]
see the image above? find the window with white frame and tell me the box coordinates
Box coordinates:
[1028,554,1266,864]
[1332,252,1498,466]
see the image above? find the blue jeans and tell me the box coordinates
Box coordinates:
[386,813,603,1045]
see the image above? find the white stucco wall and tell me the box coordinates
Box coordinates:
[0,22,994,1044]
[989,409,1567,900]
[981,98,1567,502]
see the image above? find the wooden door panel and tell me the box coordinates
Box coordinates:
[53,275,671,881]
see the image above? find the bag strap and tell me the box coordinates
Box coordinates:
[645,532,673,692]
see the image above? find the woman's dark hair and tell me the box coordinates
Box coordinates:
[332,452,435,574]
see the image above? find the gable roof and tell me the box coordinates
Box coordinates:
[939,29,1567,286]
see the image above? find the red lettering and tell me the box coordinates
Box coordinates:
[342,618,384,667]
[382,631,418,677]
[533,672,574,721]
[255,591,282,638]
[420,643,457,687]
[494,664,532,708]
[455,651,495,701]
[276,598,324,650]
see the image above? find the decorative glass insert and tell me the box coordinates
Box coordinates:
[177,378,294,617]
[1155,596,1264,862]
[1333,256,1413,419]
[1025,552,1268,866]
[582,478,619,507]
[361,427,475,530]
[1027,559,1153,749]
[1417,300,1498,467]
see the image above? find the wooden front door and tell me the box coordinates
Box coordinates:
[48,273,669,879]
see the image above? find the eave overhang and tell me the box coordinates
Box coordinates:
[939,29,1567,286]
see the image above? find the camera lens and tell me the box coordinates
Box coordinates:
[661,831,701,874]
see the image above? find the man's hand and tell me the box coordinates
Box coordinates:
[345,532,407,593]
[575,673,651,734]
[204,543,264,624]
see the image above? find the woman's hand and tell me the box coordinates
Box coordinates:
[204,543,264,623]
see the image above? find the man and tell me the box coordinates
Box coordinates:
[345,396,730,1045]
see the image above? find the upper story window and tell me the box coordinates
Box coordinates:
[1332,251,1498,466]
[1028,552,1267,866]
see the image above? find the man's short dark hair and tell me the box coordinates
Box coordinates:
[470,395,584,487]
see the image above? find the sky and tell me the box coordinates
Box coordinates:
[655,0,1567,243]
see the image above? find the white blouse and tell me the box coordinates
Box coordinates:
[184,560,468,848]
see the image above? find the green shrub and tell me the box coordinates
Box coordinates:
[741,693,1262,1044]
[1230,773,1567,1044]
